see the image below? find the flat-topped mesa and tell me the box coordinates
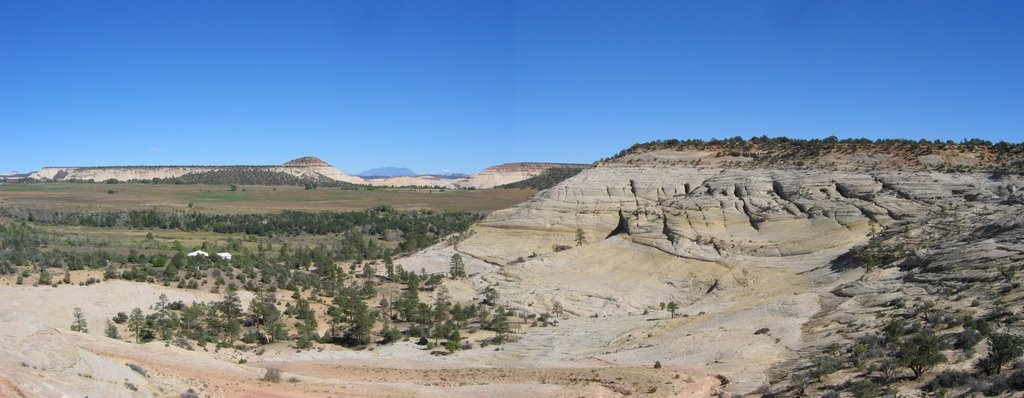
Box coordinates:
[282,156,331,167]
[29,156,366,185]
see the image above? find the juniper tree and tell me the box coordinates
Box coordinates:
[897,330,946,379]
[666,302,679,318]
[980,332,1024,374]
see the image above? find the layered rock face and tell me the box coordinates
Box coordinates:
[450,148,1024,393]
[465,150,1020,264]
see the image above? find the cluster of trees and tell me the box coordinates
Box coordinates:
[97,260,520,355]
[141,168,357,187]
[102,290,285,348]
[0,205,481,245]
[0,222,119,276]
[496,166,590,190]
[782,311,1024,397]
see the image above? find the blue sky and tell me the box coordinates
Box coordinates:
[1,1,1022,174]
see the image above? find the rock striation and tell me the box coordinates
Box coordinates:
[448,146,1024,393]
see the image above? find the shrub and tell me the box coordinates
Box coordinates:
[261,368,282,383]
[654,360,662,369]
[955,329,983,351]
[127,363,147,377]
[927,369,976,391]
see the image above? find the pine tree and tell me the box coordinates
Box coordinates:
[575,228,587,246]
[449,254,466,278]
[104,319,120,339]
[128,307,146,343]
[384,255,395,280]
[492,313,510,342]
[446,329,462,353]
[345,298,376,346]
[70,307,89,333]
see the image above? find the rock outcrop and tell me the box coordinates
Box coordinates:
[447,146,1024,393]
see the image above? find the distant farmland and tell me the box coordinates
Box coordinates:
[0,183,537,213]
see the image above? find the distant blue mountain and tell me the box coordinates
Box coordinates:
[356,167,418,178]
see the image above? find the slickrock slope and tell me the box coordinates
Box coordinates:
[448,142,1024,393]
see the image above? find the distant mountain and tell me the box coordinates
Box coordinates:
[356,167,418,178]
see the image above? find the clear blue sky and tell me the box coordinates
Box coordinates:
[1,1,1022,174]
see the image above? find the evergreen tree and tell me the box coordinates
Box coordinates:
[575,228,587,246]
[897,330,946,379]
[492,313,510,342]
[981,332,1024,374]
[38,268,52,285]
[249,291,283,343]
[128,307,146,343]
[345,298,377,346]
[70,307,88,333]
[384,255,395,280]
[397,274,421,322]
[446,329,462,353]
[220,286,243,324]
[449,253,466,278]
[104,319,120,339]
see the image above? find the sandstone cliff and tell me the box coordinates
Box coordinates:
[447,143,1024,393]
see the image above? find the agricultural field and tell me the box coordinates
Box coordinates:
[0,182,537,213]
